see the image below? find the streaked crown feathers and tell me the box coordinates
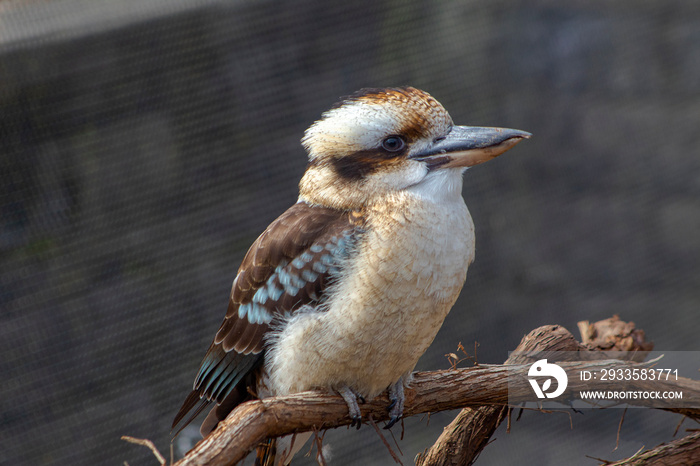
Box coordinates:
[302,87,453,161]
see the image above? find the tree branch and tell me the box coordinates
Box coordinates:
[600,431,700,465]
[415,316,688,466]
[174,318,699,466]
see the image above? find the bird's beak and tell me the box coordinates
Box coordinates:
[411,126,531,169]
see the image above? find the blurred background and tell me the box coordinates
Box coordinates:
[1,0,699,464]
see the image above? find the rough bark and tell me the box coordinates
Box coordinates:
[415,316,681,466]
[174,318,700,466]
[603,431,700,466]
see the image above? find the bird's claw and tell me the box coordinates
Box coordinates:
[339,386,363,429]
[349,415,362,429]
[339,380,405,430]
[384,378,405,430]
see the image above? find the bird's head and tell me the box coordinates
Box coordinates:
[299,87,530,209]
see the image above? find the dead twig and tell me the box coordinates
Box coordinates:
[122,436,166,466]
[367,415,403,465]
[613,407,627,452]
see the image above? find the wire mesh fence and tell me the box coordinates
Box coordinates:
[2,0,699,464]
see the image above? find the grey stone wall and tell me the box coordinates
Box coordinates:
[1,0,699,464]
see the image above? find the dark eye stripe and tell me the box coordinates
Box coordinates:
[329,151,381,180]
[327,147,406,180]
[312,135,410,181]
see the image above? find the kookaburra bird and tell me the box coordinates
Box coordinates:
[173,87,530,462]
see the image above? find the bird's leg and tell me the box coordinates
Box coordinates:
[385,377,405,429]
[338,386,364,429]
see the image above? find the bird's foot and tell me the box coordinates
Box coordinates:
[338,386,364,429]
[385,378,405,429]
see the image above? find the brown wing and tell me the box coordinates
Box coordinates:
[173,202,365,432]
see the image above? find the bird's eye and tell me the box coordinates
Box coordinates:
[381,136,406,153]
